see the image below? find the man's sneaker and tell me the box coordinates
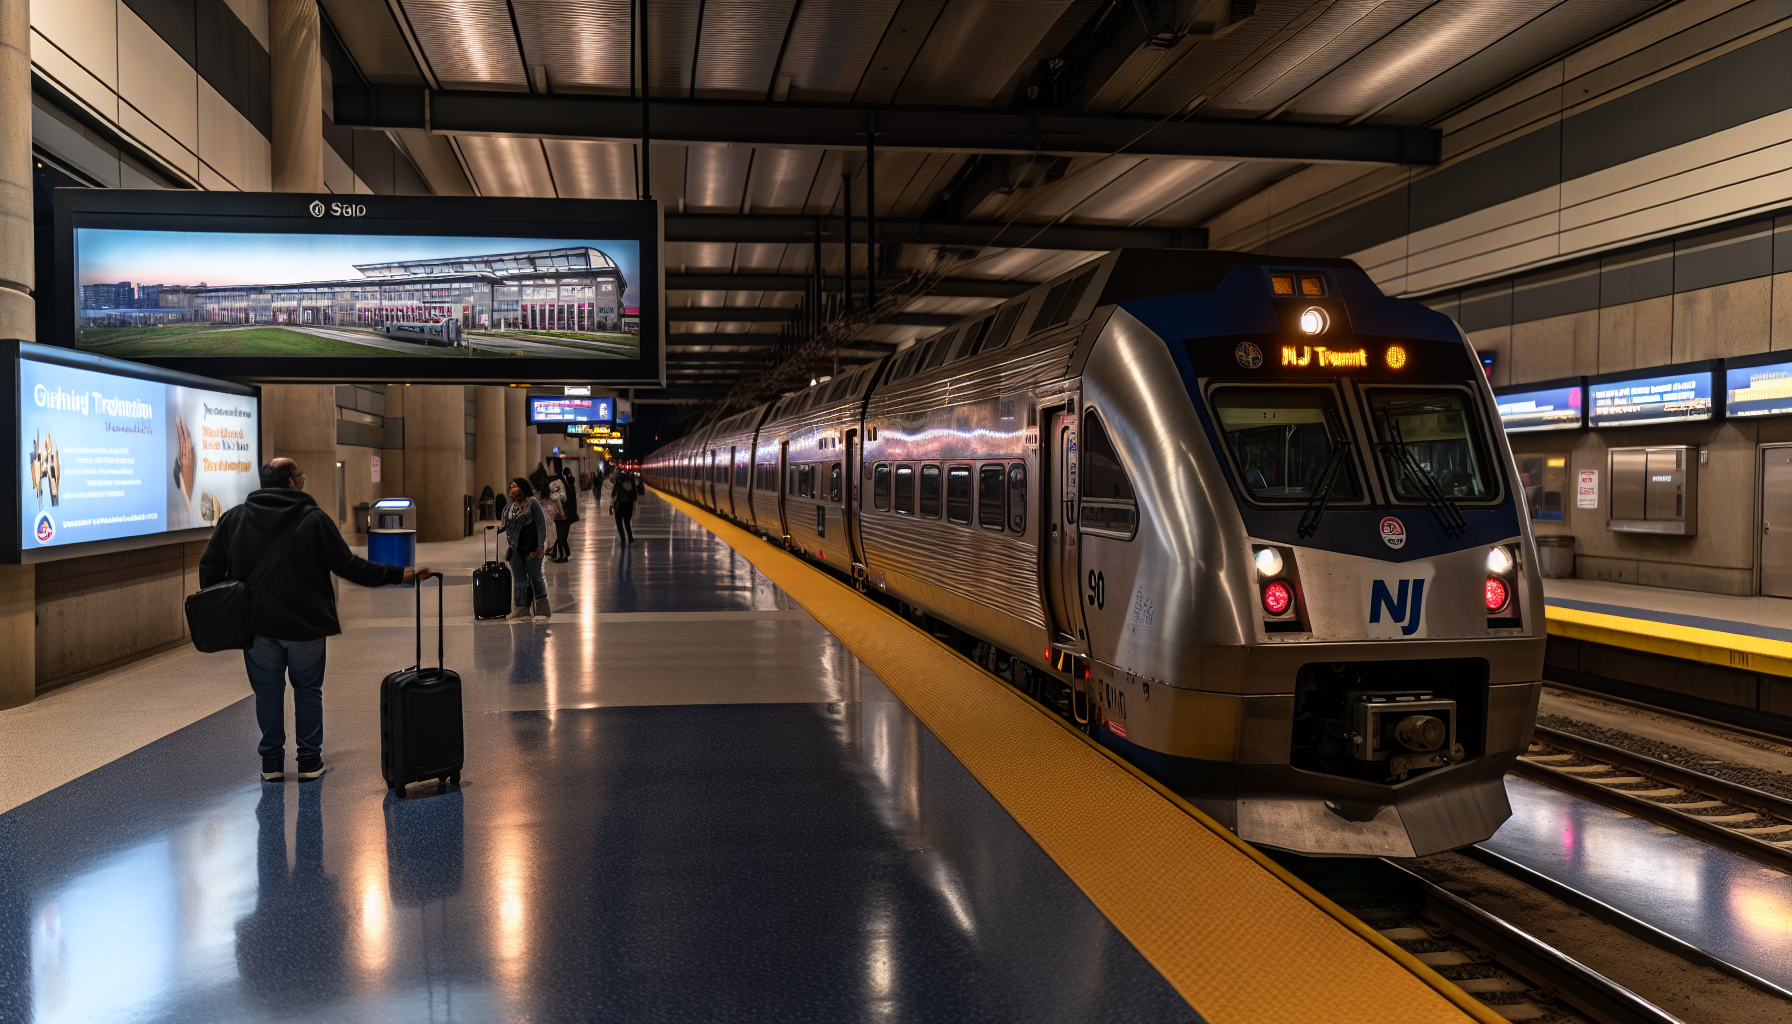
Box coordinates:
[532,597,551,618]
[261,755,284,781]
[296,758,327,781]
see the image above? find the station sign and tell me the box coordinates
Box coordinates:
[1494,379,1583,433]
[1588,366,1714,428]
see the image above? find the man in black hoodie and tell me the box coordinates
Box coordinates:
[200,458,428,782]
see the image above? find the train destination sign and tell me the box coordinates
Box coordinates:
[1496,384,1582,433]
[1589,370,1713,428]
[1726,359,1792,419]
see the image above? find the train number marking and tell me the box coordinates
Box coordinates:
[1370,578,1426,637]
[1102,681,1127,719]
[1087,570,1105,609]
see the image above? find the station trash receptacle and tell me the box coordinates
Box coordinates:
[367,497,417,568]
[1535,535,1575,579]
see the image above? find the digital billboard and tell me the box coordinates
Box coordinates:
[1726,358,1792,419]
[9,342,258,562]
[1495,381,1583,433]
[52,190,663,385]
[1589,368,1714,428]
[529,395,613,424]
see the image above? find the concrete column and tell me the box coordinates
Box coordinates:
[269,0,323,193]
[0,2,32,708]
[381,383,406,499]
[474,386,506,518]
[405,385,468,542]
[264,385,339,524]
[505,389,529,488]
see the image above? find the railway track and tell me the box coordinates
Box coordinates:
[1513,726,1792,868]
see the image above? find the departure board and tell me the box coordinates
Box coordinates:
[1589,370,1713,428]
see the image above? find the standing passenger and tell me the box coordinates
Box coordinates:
[612,471,639,544]
[500,477,550,619]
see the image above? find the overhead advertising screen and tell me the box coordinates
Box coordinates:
[1589,369,1714,428]
[1495,382,1582,433]
[52,190,663,385]
[529,395,613,424]
[10,343,258,562]
[1726,359,1792,419]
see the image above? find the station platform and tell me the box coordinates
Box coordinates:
[0,484,1497,1024]
[1544,578,1792,679]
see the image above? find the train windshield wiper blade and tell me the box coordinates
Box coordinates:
[1297,438,1353,540]
[1378,421,1468,538]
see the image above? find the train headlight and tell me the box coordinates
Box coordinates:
[1486,546,1514,576]
[1298,306,1329,335]
[1254,547,1284,577]
[1262,581,1293,616]
[1484,576,1509,613]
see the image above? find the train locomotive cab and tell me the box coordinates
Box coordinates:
[1077,257,1542,857]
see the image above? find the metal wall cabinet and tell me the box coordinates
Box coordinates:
[1607,445,1696,535]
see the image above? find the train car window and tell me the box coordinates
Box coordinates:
[894,464,915,513]
[986,303,1025,351]
[962,317,993,358]
[946,465,973,524]
[919,464,942,518]
[1007,463,1027,533]
[873,463,892,511]
[924,331,957,370]
[758,463,776,491]
[977,465,1006,530]
[828,463,842,503]
[787,466,796,495]
[1079,413,1136,502]
[1209,388,1362,503]
[1364,389,1498,502]
[734,460,748,488]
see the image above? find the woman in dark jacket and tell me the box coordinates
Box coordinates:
[611,471,640,544]
[499,477,550,619]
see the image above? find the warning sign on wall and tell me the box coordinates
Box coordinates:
[1577,469,1598,509]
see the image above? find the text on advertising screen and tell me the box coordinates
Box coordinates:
[529,395,613,424]
[1497,385,1582,432]
[1726,360,1792,418]
[1589,371,1713,428]
[21,355,258,552]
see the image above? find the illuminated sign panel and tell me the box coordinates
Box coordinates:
[528,395,613,424]
[1281,345,1366,368]
[1496,384,1583,433]
[1726,359,1792,418]
[1589,370,1713,427]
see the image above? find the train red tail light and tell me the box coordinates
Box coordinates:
[1484,576,1509,613]
[1262,581,1293,616]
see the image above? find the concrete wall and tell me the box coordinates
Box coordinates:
[405,385,468,542]
[33,540,206,690]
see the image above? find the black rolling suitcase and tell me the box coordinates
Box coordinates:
[473,525,511,619]
[381,572,464,798]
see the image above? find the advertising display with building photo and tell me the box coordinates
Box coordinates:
[1588,366,1714,428]
[53,191,663,384]
[11,343,259,561]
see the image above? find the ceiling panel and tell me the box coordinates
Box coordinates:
[1146,161,1292,227]
[744,147,824,213]
[1203,1,1433,116]
[1064,159,1238,225]
[894,1,1073,106]
[400,0,527,89]
[1125,1,1332,116]
[456,136,556,196]
[684,144,754,211]
[667,241,739,271]
[512,0,634,94]
[543,139,636,199]
[319,0,426,85]
[647,0,703,95]
[694,1,798,99]
[1018,155,1148,221]
[734,242,794,272]
[779,0,902,102]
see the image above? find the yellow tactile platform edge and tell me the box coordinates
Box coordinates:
[657,492,1499,1024]
[1545,605,1792,678]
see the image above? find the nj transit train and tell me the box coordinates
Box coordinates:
[643,249,1544,858]
[382,317,462,347]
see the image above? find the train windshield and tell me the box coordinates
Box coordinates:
[1364,389,1497,501]
[1212,388,1361,502]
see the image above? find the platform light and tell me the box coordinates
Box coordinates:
[1298,307,1329,335]
[1484,576,1509,613]
[1486,546,1514,576]
[1385,344,1407,369]
[1254,547,1284,577]
[1262,580,1293,616]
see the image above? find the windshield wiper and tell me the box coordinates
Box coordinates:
[1378,418,1468,538]
[1297,438,1353,539]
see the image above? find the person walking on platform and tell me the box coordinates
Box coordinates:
[501,477,550,619]
[200,457,428,782]
[558,460,580,550]
[612,470,639,544]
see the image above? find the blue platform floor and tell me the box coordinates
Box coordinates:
[0,486,1197,1024]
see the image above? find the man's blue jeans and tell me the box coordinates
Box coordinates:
[244,635,328,759]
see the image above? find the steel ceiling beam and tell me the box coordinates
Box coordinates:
[665,213,1204,250]
[333,87,1440,165]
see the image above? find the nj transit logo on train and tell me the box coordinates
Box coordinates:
[1369,578,1426,637]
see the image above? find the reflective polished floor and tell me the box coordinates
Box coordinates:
[0,487,1198,1023]
[1484,776,1792,987]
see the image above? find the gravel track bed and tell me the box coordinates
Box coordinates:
[1534,712,1792,801]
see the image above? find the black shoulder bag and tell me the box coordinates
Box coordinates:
[185,512,312,653]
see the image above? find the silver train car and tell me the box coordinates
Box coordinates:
[383,317,462,347]
[643,249,1544,858]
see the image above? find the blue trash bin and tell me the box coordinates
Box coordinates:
[367,498,417,568]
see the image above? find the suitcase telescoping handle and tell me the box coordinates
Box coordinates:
[413,570,444,672]
[484,523,496,563]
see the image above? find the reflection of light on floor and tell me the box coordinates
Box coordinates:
[33,843,177,1024]
[1729,883,1792,945]
[865,905,896,1022]
[492,844,530,996]
[359,876,389,975]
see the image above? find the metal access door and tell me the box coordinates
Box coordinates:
[844,429,864,570]
[727,445,738,517]
[777,440,791,541]
[1761,446,1792,597]
[1044,406,1085,649]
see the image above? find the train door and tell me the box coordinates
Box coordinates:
[727,445,738,518]
[705,449,715,509]
[844,429,865,576]
[777,440,791,542]
[1044,404,1087,651]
